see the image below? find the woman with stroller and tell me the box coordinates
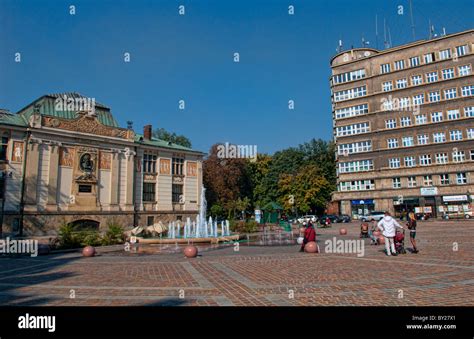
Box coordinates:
[406,211,419,253]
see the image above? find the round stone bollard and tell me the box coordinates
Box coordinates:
[82,246,96,257]
[183,245,198,258]
[339,228,347,235]
[304,241,318,253]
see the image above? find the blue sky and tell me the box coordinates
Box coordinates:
[1,0,472,154]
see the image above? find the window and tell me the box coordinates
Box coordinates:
[339,179,375,191]
[470,150,474,161]
[411,75,422,85]
[442,68,455,79]
[447,109,460,120]
[337,140,372,155]
[417,134,428,145]
[456,173,467,185]
[407,176,417,187]
[143,154,157,173]
[335,104,369,119]
[423,175,433,186]
[455,45,467,57]
[143,183,156,202]
[387,138,399,149]
[435,153,448,164]
[172,184,184,203]
[338,160,373,173]
[400,116,411,127]
[381,63,391,74]
[428,91,440,102]
[433,132,446,143]
[452,150,465,162]
[458,65,472,76]
[389,158,400,168]
[334,86,367,102]
[444,88,457,99]
[0,137,8,161]
[396,78,408,89]
[426,71,438,83]
[409,56,420,67]
[400,97,410,108]
[468,128,474,139]
[0,177,4,199]
[385,119,396,129]
[424,53,435,64]
[336,122,370,136]
[450,130,462,141]
[392,177,401,189]
[440,174,450,185]
[415,114,427,125]
[402,136,414,147]
[461,85,474,97]
[404,156,416,167]
[439,49,451,60]
[394,60,405,71]
[147,216,155,226]
[413,94,424,105]
[382,81,393,92]
[431,112,443,122]
[419,154,432,166]
[464,106,474,117]
[332,69,366,84]
[172,157,184,175]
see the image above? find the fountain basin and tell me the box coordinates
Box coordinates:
[134,234,242,244]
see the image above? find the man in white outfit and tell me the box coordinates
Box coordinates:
[377,212,404,256]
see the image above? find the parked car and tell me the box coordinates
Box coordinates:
[319,214,339,223]
[359,211,385,222]
[443,211,472,219]
[338,214,351,223]
[297,215,318,224]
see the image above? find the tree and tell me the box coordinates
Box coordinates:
[153,128,192,148]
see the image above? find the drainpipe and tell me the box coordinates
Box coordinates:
[18,130,31,237]
[133,145,138,226]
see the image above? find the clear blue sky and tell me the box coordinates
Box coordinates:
[1,0,472,154]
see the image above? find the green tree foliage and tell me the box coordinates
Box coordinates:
[153,128,192,148]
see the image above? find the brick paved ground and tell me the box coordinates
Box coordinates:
[0,220,473,306]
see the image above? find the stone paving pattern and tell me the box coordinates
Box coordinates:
[0,220,473,306]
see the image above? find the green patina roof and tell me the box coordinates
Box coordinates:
[134,134,203,154]
[0,110,27,127]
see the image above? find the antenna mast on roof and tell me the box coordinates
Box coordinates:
[409,0,416,40]
[375,15,379,49]
[336,39,343,53]
[383,18,388,49]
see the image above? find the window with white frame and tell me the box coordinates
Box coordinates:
[385,119,397,129]
[382,81,393,92]
[400,116,411,127]
[456,172,467,185]
[431,111,443,122]
[464,106,474,117]
[435,153,448,164]
[399,97,410,108]
[396,78,408,89]
[468,128,474,139]
[404,156,416,167]
[426,71,438,83]
[389,158,401,168]
[433,132,446,143]
[335,104,369,119]
[402,136,414,147]
[439,49,451,60]
[423,175,433,186]
[447,109,460,120]
[458,65,471,76]
[417,134,428,145]
[440,174,450,185]
[442,68,455,79]
[338,160,374,173]
[452,150,465,162]
[337,140,372,155]
[450,130,463,141]
[429,91,440,102]
[455,45,467,57]
[335,122,370,136]
[394,60,405,71]
[392,177,401,188]
[334,86,367,102]
[415,114,427,125]
[461,85,474,97]
[387,138,399,148]
[339,179,375,191]
[470,150,474,161]
[408,176,417,187]
[419,154,432,166]
[413,94,424,105]
[444,88,457,99]
[380,63,391,74]
[424,53,435,64]
[409,56,420,67]
[382,99,393,111]
[333,69,366,84]
[411,75,422,85]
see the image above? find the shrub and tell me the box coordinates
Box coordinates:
[101,219,125,245]
[229,220,259,234]
[58,223,81,249]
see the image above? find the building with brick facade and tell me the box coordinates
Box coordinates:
[330,29,474,219]
[0,93,204,235]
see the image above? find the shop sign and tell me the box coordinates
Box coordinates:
[420,187,437,196]
[351,199,374,205]
[442,195,468,202]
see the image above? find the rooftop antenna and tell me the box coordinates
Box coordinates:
[383,18,389,49]
[362,35,370,47]
[388,25,392,48]
[375,15,379,49]
[442,27,446,36]
[429,20,436,39]
[409,0,416,40]
[336,39,343,53]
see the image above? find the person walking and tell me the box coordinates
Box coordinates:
[406,211,419,253]
[377,211,404,256]
[299,221,316,252]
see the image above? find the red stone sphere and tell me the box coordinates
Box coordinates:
[82,246,96,257]
[304,241,318,253]
[378,236,385,244]
[183,245,198,258]
[339,228,347,235]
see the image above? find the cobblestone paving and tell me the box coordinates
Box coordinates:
[0,220,473,306]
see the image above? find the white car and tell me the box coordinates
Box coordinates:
[297,215,317,224]
[359,211,385,222]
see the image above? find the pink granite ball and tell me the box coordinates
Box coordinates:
[304,241,318,253]
[82,246,96,257]
[183,245,198,258]
[339,228,347,235]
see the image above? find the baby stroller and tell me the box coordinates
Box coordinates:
[360,222,369,238]
[394,229,406,254]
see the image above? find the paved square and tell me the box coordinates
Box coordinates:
[0,220,473,306]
